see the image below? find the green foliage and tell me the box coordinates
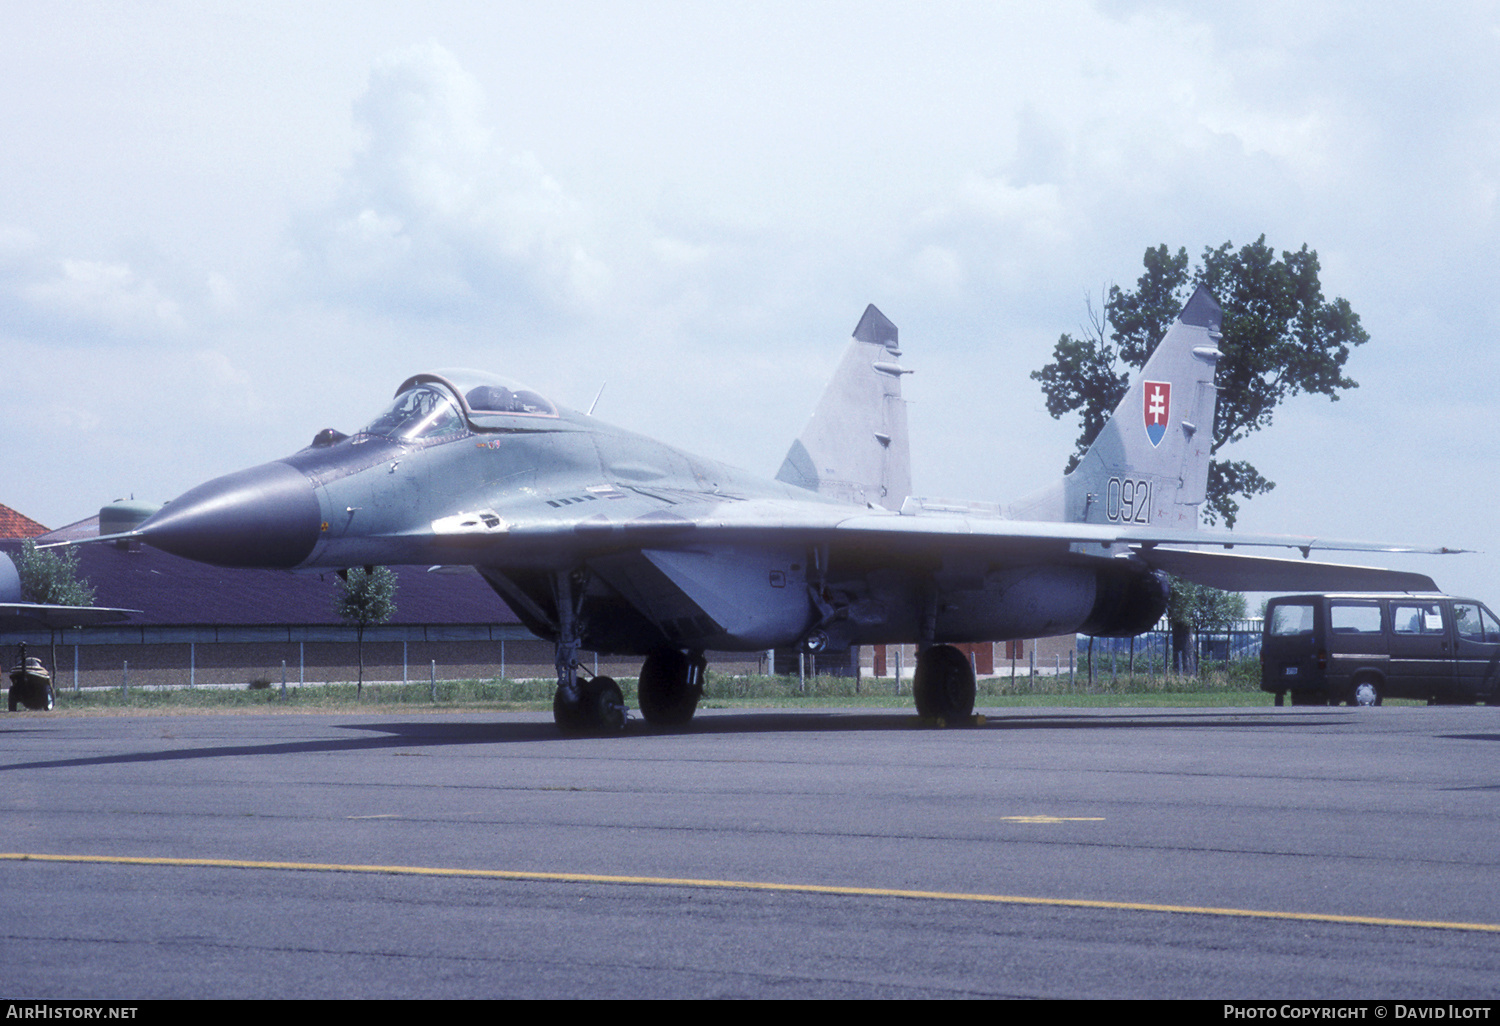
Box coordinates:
[1167,579,1247,633]
[51,669,1273,710]
[1032,237,1368,526]
[334,566,397,695]
[17,540,95,606]
[334,566,397,628]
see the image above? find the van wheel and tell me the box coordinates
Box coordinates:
[1352,680,1382,707]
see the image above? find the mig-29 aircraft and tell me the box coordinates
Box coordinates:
[107,286,1447,732]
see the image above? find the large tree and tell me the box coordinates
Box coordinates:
[1032,237,1368,527]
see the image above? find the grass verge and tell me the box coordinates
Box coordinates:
[21,664,1286,713]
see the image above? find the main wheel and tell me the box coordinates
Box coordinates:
[1351,679,1382,707]
[638,648,704,726]
[913,644,976,724]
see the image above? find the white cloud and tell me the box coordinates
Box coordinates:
[0,234,187,345]
[295,42,607,322]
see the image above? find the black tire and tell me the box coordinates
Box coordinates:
[1273,692,1285,707]
[638,648,704,726]
[6,689,16,712]
[913,644,976,723]
[43,684,54,712]
[581,676,626,733]
[553,684,585,732]
[1351,678,1382,707]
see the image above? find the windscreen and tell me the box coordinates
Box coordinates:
[360,383,467,441]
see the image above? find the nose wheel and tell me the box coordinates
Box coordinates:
[548,570,628,733]
[554,674,627,734]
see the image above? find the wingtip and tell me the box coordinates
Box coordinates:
[853,304,899,349]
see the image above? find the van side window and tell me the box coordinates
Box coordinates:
[1330,604,1381,634]
[1269,603,1315,635]
[1393,603,1445,635]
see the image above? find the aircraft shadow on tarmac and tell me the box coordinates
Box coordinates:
[0,707,1349,773]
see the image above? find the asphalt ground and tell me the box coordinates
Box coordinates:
[2,704,1499,999]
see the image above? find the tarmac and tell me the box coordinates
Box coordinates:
[3,704,1498,999]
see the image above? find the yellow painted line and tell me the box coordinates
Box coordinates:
[4,852,1498,935]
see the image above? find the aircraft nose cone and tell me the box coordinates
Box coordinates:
[139,461,321,569]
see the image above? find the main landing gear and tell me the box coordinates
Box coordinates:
[637,647,706,727]
[913,644,976,725]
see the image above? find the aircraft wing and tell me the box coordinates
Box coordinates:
[1122,547,1438,592]
[0,603,138,630]
[433,496,1453,593]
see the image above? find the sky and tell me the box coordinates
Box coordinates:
[2,1,1496,601]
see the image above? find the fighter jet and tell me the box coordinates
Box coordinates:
[105,287,1449,731]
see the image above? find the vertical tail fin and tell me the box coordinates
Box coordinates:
[776,304,912,511]
[1064,284,1222,529]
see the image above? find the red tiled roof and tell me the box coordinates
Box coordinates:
[0,504,48,539]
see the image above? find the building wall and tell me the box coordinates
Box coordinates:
[864,635,1081,678]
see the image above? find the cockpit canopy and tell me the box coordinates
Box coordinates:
[359,369,559,441]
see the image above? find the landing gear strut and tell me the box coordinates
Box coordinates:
[913,644,975,724]
[549,571,626,734]
[637,647,706,726]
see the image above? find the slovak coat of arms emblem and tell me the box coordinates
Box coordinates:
[1143,381,1170,448]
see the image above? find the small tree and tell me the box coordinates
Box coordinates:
[334,566,397,698]
[17,540,94,607]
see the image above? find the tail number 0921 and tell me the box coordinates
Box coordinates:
[1106,477,1151,524]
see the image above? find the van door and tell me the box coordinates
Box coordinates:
[1262,599,1320,699]
[1388,600,1453,700]
[1453,602,1500,703]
